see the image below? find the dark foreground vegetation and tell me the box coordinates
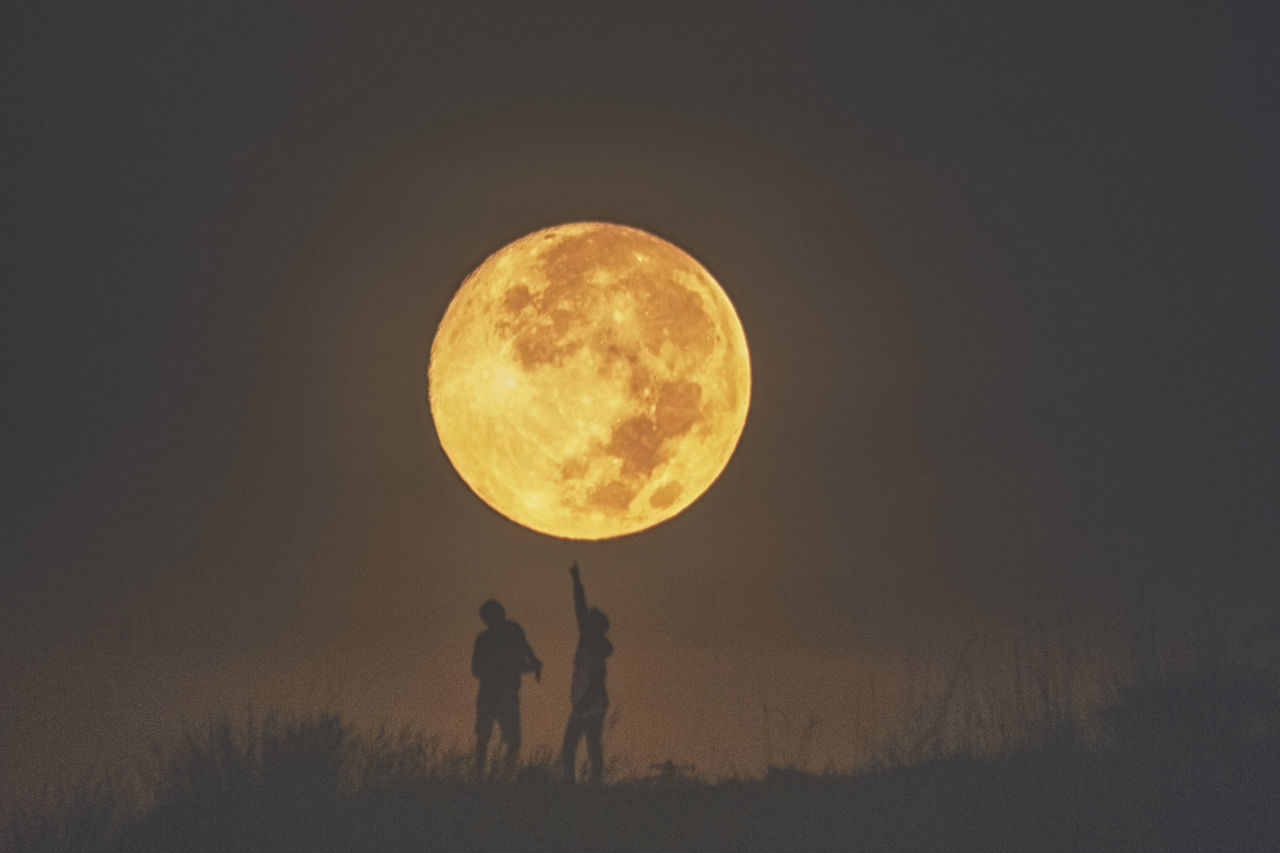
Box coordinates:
[8,664,1280,851]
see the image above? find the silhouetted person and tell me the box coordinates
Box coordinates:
[561,562,612,783]
[472,599,541,778]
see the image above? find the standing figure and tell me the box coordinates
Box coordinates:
[472,599,542,778]
[561,562,613,783]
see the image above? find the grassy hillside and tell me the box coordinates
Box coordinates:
[8,650,1280,851]
[8,709,1279,849]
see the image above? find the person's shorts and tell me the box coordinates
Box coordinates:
[476,691,521,745]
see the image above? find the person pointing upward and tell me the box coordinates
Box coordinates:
[561,561,613,784]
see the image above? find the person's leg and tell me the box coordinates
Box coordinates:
[497,693,521,779]
[475,697,494,777]
[585,714,605,784]
[561,714,585,781]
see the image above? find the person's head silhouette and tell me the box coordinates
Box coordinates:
[479,599,506,627]
[584,606,609,637]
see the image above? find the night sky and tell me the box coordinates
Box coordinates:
[4,4,1278,799]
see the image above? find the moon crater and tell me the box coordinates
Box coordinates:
[429,222,750,539]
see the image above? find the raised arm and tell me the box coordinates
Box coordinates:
[570,561,587,631]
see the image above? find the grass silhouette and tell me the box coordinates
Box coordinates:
[8,632,1280,852]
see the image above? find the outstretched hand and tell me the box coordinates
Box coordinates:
[533,659,543,683]
[569,561,580,581]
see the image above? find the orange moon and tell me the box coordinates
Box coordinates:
[428,222,750,539]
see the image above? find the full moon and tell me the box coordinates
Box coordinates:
[428,222,751,539]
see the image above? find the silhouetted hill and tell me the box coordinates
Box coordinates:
[8,650,1280,851]
[7,698,1279,851]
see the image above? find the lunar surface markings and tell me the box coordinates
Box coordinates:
[428,222,750,539]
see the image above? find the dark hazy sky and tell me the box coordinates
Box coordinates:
[4,3,1278,796]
